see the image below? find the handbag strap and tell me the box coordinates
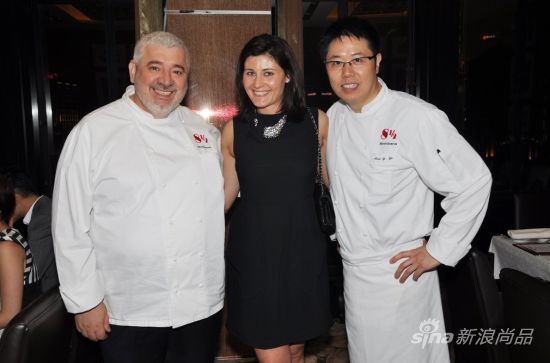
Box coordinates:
[306,107,325,189]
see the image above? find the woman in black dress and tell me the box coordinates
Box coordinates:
[222,34,331,362]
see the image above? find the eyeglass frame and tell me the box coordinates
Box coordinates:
[324,55,378,69]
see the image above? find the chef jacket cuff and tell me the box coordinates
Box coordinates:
[426,239,471,267]
[59,278,105,314]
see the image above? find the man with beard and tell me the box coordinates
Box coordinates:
[52,32,225,363]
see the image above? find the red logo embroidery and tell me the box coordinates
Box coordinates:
[193,133,208,143]
[381,129,397,140]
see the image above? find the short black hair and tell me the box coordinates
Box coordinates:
[11,172,37,197]
[319,17,381,61]
[235,34,306,122]
[0,174,15,224]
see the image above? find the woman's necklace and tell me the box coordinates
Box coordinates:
[253,114,287,139]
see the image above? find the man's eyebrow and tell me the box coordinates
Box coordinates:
[145,60,186,71]
[146,60,162,66]
[327,52,367,60]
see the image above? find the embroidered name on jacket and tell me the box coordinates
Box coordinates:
[380,128,397,146]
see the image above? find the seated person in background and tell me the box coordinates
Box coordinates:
[10,172,58,293]
[0,174,41,336]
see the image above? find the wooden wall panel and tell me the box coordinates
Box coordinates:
[277,0,303,69]
[135,0,162,39]
[166,1,271,127]
[166,0,270,11]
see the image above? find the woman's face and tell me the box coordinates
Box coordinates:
[242,54,289,115]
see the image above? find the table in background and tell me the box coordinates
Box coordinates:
[489,235,550,281]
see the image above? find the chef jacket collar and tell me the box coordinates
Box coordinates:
[345,77,388,119]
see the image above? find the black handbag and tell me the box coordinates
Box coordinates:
[308,108,336,235]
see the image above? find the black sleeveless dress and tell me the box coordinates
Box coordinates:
[226,109,331,349]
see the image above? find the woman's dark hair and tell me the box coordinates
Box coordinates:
[319,17,381,61]
[0,175,15,224]
[235,34,306,122]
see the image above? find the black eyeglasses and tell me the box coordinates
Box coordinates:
[324,55,377,70]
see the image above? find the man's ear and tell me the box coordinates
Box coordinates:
[375,53,382,75]
[128,60,137,83]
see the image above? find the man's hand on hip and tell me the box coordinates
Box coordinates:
[389,241,440,283]
[75,301,111,341]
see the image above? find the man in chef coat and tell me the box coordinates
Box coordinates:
[52,31,224,363]
[320,17,492,362]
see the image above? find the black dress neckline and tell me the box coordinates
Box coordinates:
[254,112,285,125]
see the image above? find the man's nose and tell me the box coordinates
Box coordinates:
[158,69,173,84]
[341,62,354,76]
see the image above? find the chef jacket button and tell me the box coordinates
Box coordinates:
[337,228,342,233]
[199,283,204,288]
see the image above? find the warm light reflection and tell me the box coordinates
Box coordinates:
[197,107,214,119]
[56,4,93,23]
[484,145,496,158]
[193,104,239,123]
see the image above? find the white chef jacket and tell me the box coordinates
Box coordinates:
[327,78,492,267]
[327,79,491,362]
[52,86,225,328]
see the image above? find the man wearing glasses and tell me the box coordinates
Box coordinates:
[320,17,492,362]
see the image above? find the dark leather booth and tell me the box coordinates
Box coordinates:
[0,287,73,363]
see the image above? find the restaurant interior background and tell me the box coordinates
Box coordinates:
[3,0,548,248]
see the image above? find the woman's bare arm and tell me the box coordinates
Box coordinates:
[222,120,240,213]
[0,242,25,328]
[318,110,330,187]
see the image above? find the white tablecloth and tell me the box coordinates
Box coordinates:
[489,235,550,281]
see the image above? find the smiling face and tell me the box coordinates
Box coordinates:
[325,36,382,112]
[242,54,289,115]
[128,43,188,118]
